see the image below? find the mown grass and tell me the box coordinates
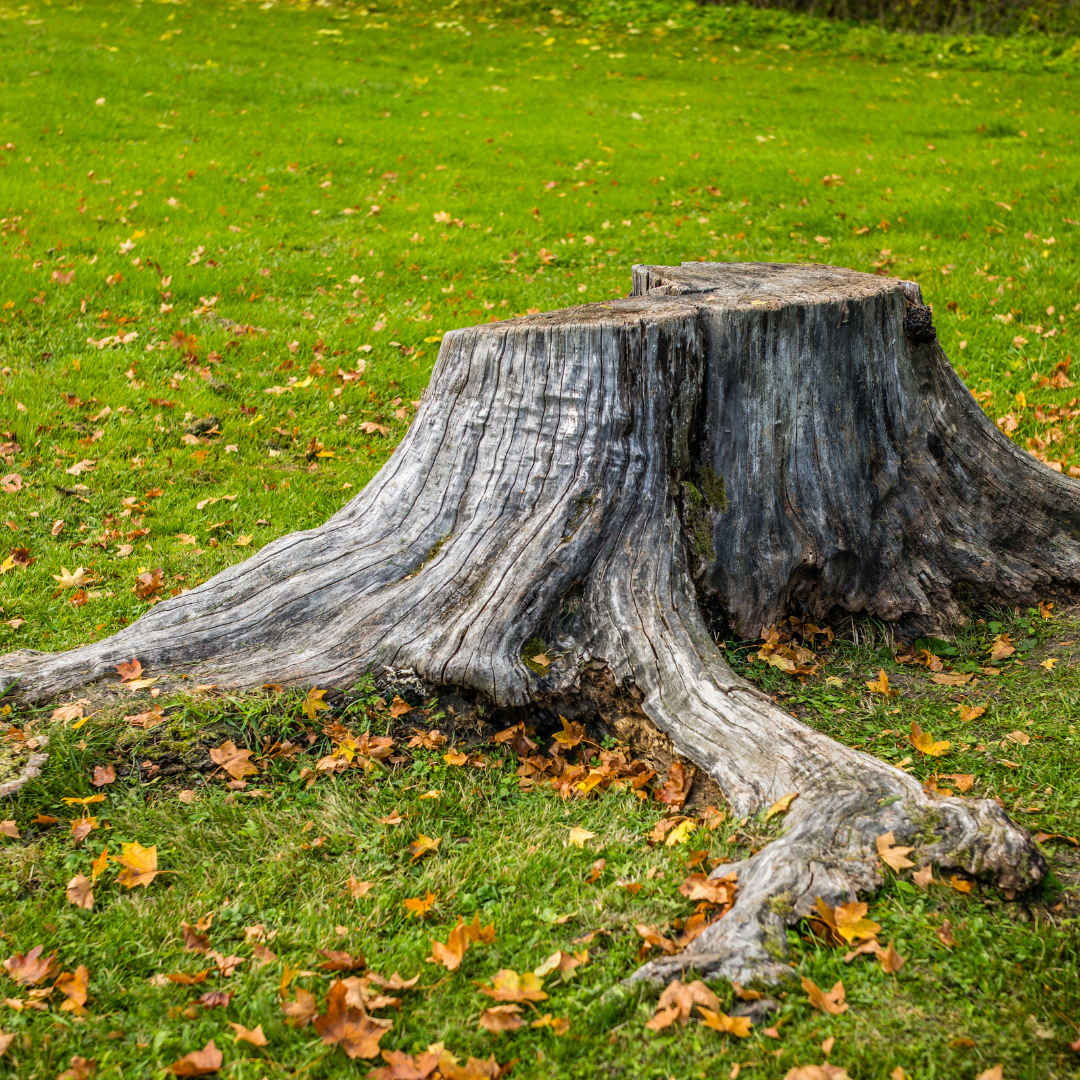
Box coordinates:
[0,1,1079,1078]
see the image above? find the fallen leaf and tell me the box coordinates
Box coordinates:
[946,875,973,894]
[66,874,94,910]
[865,669,893,696]
[319,949,365,972]
[940,773,974,792]
[1003,730,1031,746]
[908,721,950,757]
[54,566,91,589]
[90,765,116,787]
[407,834,440,863]
[167,1040,222,1076]
[932,672,973,686]
[698,1005,752,1037]
[0,820,19,839]
[912,864,934,889]
[3,945,56,986]
[764,792,798,822]
[302,687,330,721]
[645,979,719,1030]
[115,658,143,682]
[281,987,318,1027]
[112,841,159,888]
[975,1069,1007,1080]
[389,695,413,718]
[199,990,232,1009]
[474,968,547,1003]
[877,941,905,973]
[125,706,165,729]
[209,740,259,781]
[443,750,468,766]
[404,892,439,919]
[314,980,393,1059]
[801,976,848,1015]
[58,1055,95,1080]
[988,633,1015,662]
[936,920,956,947]
[586,857,606,883]
[52,702,86,723]
[181,923,210,954]
[957,704,986,722]
[348,876,374,899]
[876,831,915,872]
[567,827,595,849]
[783,1066,851,1080]
[207,951,245,977]
[54,966,89,1014]
[530,1014,570,1035]
[1039,658,1058,671]
[831,901,881,944]
[166,970,210,986]
[227,1022,268,1047]
[479,1004,525,1033]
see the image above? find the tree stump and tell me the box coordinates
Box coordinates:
[6,261,1076,983]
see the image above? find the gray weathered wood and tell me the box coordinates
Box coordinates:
[4,262,1074,983]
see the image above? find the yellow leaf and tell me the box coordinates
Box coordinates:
[764,792,798,822]
[865,669,893,696]
[403,891,438,917]
[113,841,159,889]
[302,687,329,721]
[567,827,595,849]
[946,875,973,894]
[697,1005,752,1037]
[234,534,252,547]
[407,834,440,862]
[443,750,468,766]
[1039,658,1057,670]
[664,819,697,847]
[876,831,915,873]
[824,675,844,687]
[908,721,950,757]
[957,704,986,721]
[832,901,881,944]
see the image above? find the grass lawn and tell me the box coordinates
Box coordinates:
[1,1,1079,1077]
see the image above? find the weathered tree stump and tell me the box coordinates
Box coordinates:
[6,262,1077,983]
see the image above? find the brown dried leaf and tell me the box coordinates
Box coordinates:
[314,980,393,1059]
[66,874,94,910]
[166,1041,222,1077]
[227,1023,268,1047]
[90,765,116,787]
[208,741,258,781]
[801,976,848,1015]
[876,831,915,873]
[3,945,56,986]
[281,987,318,1028]
[478,1004,525,1033]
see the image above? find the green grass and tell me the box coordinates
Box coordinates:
[0,1,1079,1077]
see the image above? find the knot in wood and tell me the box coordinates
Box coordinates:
[903,303,936,344]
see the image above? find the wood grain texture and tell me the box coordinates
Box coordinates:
[4,261,1072,981]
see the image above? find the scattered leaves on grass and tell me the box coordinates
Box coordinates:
[427,915,495,971]
[801,976,848,1015]
[933,671,973,686]
[166,1041,222,1076]
[58,1055,95,1080]
[314,980,393,1059]
[876,831,915,872]
[166,971,210,986]
[812,898,880,945]
[303,687,330,721]
[988,634,1016,662]
[530,1014,570,1034]
[181,923,210,954]
[783,1065,851,1080]
[636,923,681,958]
[319,949,365,972]
[908,721,950,757]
